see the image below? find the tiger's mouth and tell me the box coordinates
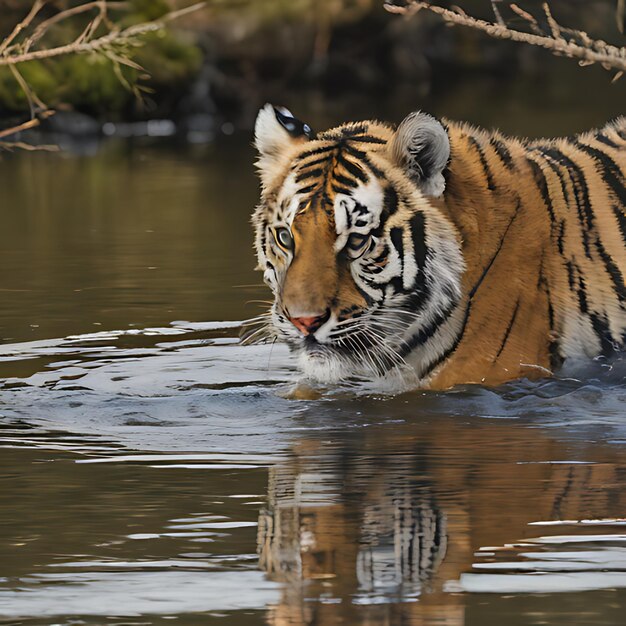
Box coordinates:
[291,312,407,379]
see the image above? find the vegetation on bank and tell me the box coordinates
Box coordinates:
[0,0,202,121]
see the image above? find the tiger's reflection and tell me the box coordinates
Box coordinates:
[257,417,625,626]
[259,461,447,595]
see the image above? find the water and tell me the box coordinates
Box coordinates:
[1,87,626,624]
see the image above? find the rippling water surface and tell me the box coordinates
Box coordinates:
[1,96,625,625]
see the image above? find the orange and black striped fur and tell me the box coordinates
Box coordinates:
[251,104,626,389]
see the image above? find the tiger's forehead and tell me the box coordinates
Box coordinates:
[273,169,386,236]
[270,123,392,234]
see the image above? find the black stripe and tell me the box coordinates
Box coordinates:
[540,147,593,259]
[337,153,369,183]
[593,238,626,302]
[566,260,576,290]
[295,168,323,183]
[527,157,556,223]
[468,136,496,191]
[596,132,620,149]
[336,124,369,138]
[400,212,430,299]
[573,140,626,208]
[495,299,521,359]
[297,183,318,195]
[298,154,330,169]
[330,183,352,196]
[490,137,515,170]
[589,312,618,356]
[397,300,457,360]
[410,211,428,273]
[539,259,564,371]
[343,144,386,178]
[611,204,626,244]
[547,300,563,370]
[567,260,590,317]
[333,172,359,189]
[388,227,405,295]
[348,135,387,145]
[576,276,589,314]
[556,220,565,255]
[383,186,398,217]
[389,227,404,270]
[296,145,333,160]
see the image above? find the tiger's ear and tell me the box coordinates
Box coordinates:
[254,104,314,186]
[388,111,450,197]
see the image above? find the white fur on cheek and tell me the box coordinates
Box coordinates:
[332,178,384,252]
[351,179,384,229]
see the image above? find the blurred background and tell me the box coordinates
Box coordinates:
[1,0,624,136]
[0,0,624,343]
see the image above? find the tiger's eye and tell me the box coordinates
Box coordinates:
[274,227,293,250]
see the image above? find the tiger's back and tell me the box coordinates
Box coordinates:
[427,118,626,387]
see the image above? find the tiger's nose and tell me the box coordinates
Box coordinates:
[289,310,330,335]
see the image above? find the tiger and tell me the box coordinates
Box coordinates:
[250,104,626,389]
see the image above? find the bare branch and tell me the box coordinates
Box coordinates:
[384,1,626,73]
[491,0,506,28]
[542,3,561,40]
[24,2,128,53]
[509,3,544,36]
[0,111,54,140]
[0,140,59,152]
[0,0,45,56]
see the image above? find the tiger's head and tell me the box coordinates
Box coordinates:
[251,105,465,383]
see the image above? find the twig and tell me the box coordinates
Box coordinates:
[542,3,561,39]
[0,0,45,55]
[0,111,54,140]
[490,0,505,28]
[0,140,59,152]
[25,1,128,52]
[509,3,544,36]
[384,1,626,73]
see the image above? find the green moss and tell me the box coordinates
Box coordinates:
[127,0,171,22]
[135,31,202,87]
[0,62,58,110]
[0,2,202,118]
[56,54,135,113]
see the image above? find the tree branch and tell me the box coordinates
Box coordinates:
[384,1,626,74]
